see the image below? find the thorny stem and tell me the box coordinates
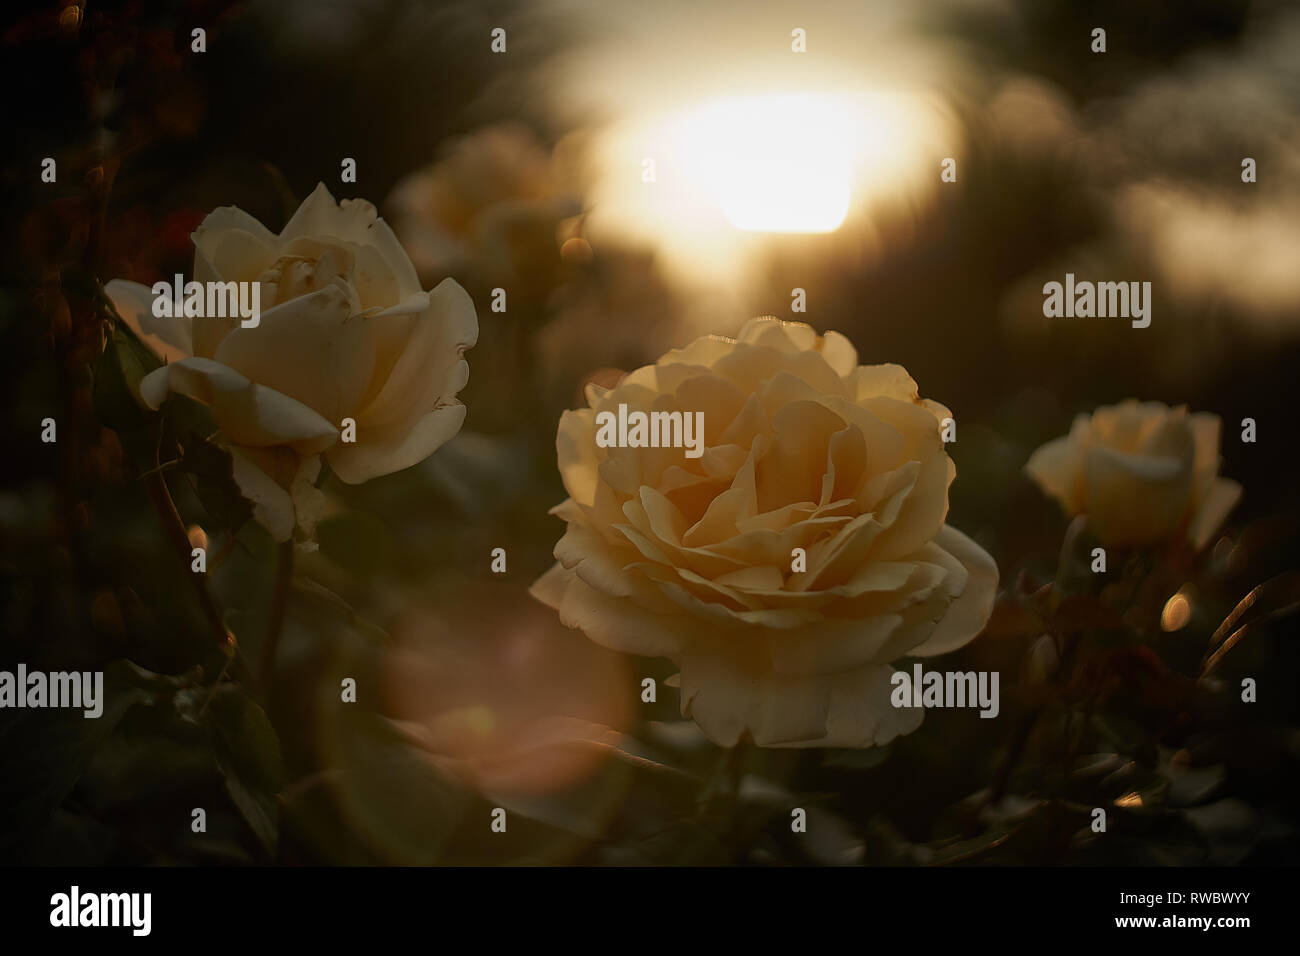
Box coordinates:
[990,518,1111,806]
[79,102,258,694]
[94,279,256,690]
[991,636,1074,807]
[144,462,252,686]
[990,621,1091,807]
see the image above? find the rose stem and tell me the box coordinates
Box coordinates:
[144,464,252,685]
[988,516,1090,806]
[720,740,749,859]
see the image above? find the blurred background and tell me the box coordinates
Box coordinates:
[2,0,1298,865]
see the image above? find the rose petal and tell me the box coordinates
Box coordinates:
[193,204,277,251]
[1082,442,1192,546]
[678,639,832,746]
[557,409,600,508]
[326,402,466,484]
[229,446,296,543]
[811,664,926,748]
[105,278,192,366]
[138,357,338,453]
[907,525,1000,657]
[536,565,689,659]
[736,317,820,353]
[1025,435,1077,511]
[280,182,421,303]
[1189,477,1242,551]
[357,278,477,428]
[848,363,920,403]
[214,283,376,427]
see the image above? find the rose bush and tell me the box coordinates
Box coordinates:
[1025,400,1240,549]
[107,183,478,542]
[531,317,998,748]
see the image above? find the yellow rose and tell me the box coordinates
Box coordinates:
[107,183,478,541]
[531,318,998,748]
[1025,400,1241,549]
[385,122,579,285]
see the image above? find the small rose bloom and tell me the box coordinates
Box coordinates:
[385,122,580,286]
[107,183,477,541]
[531,318,998,748]
[1025,400,1241,549]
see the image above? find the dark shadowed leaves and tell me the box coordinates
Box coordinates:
[92,320,162,468]
[166,395,253,534]
[0,660,168,859]
[207,687,283,857]
[291,710,471,865]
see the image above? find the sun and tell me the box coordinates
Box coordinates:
[670,93,854,233]
[577,86,949,289]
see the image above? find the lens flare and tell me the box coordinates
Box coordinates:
[1160,591,1193,632]
[670,94,853,233]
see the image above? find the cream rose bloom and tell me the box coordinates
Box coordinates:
[1025,400,1241,550]
[531,318,999,748]
[107,183,478,541]
[386,122,579,284]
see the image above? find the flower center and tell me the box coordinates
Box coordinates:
[256,245,355,309]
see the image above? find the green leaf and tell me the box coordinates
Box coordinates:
[316,711,471,865]
[166,395,254,533]
[927,820,1027,865]
[92,323,162,468]
[291,578,392,644]
[206,688,283,857]
[602,819,731,865]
